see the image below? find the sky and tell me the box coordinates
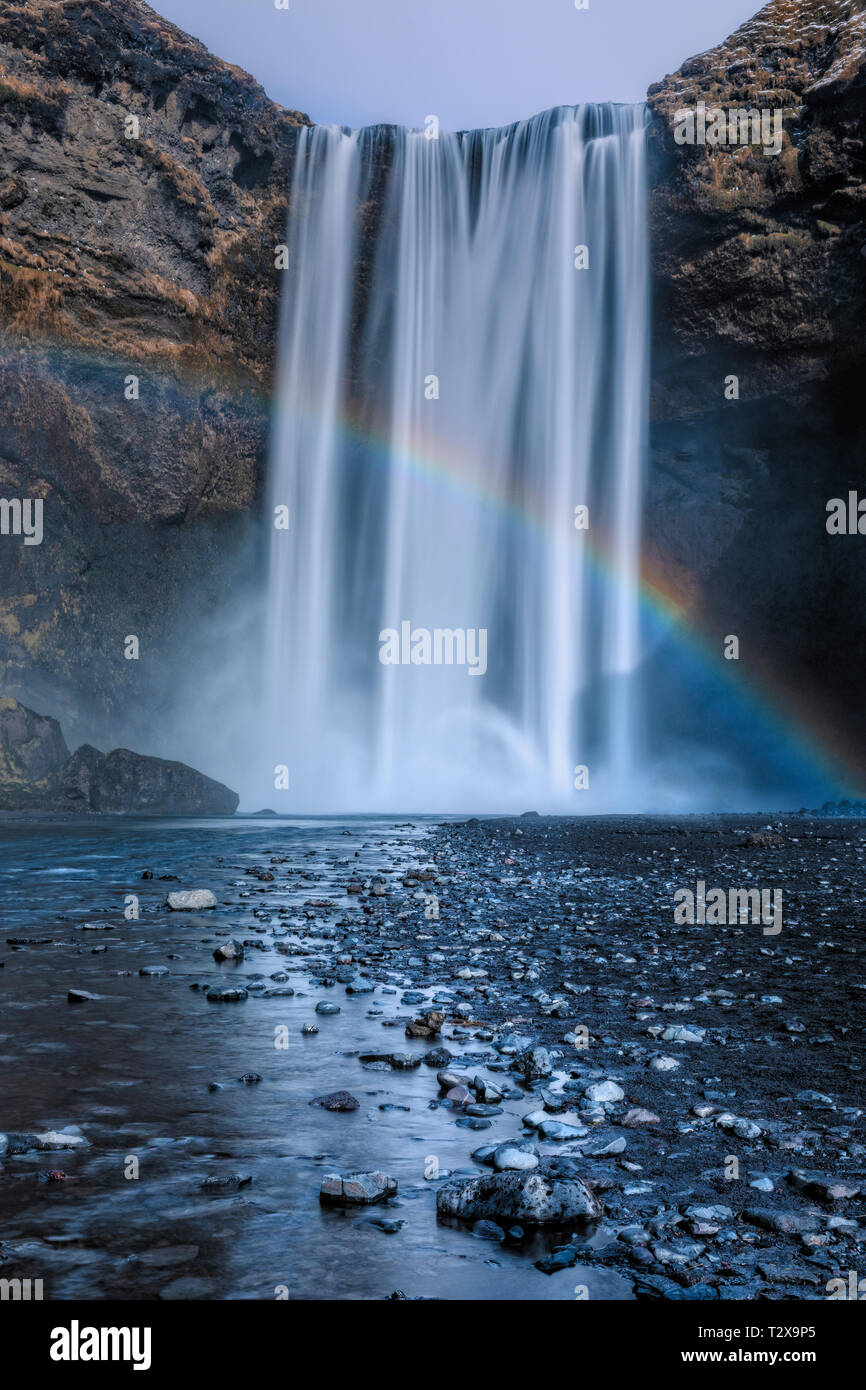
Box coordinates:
[152,0,763,131]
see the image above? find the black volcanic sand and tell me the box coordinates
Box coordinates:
[0,812,863,1301]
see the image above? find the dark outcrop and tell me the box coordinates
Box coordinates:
[646,0,866,782]
[0,697,238,812]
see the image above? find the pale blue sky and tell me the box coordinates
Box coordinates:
[153,0,762,130]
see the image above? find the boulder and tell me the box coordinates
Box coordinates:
[436,1169,601,1226]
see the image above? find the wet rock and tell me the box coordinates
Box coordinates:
[33,1130,89,1151]
[315,1001,340,1015]
[406,1010,445,1040]
[369,1218,405,1234]
[437,1069,471,1090]
[516,1046,553,1082]
[167,890,217,911]
[537,1118,588,1142]
[436,1170,601,1226]
[67,989,101,1003]
[139,965,169,977]
[310,1091,360,1112]
[214,938,244,961]
[473,1220,506,1241]
[492,1145,539,1172]
[540,1089,567,1113]
[535,1244,582,1274]
[320,1171,397,1205]
[389,1052,422,1070]
[446,1085,472,1105]
[206,984,248,1002]
[470,1076,504,1104]
[199,1174,252,1191]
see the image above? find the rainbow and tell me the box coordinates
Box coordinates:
[5,332,857,802]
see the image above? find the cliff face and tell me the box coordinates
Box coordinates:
[646,0,866,780]
[0,0,307,743]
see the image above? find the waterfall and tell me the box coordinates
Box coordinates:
[263,104,650,812]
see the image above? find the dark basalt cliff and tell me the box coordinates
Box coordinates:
[0,0,307,745]
[0,0,864,785]
[646,0,866,780]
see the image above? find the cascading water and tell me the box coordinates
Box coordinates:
[262,104,650,812]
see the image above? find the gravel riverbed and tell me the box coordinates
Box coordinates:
[0,811,863,1300]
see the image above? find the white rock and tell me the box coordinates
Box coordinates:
[715,1113,763,1140]
[660,1025,706,1043]
[584,1080,624,1104]
[492,1145,539,1172]
[649,1055,680,1072]
[35,1131,89,1150]
[166,889,217,911]
[750,1176,775,1192]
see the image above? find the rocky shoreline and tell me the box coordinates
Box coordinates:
[415,813,866,1297]
[1,810,862,1300]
